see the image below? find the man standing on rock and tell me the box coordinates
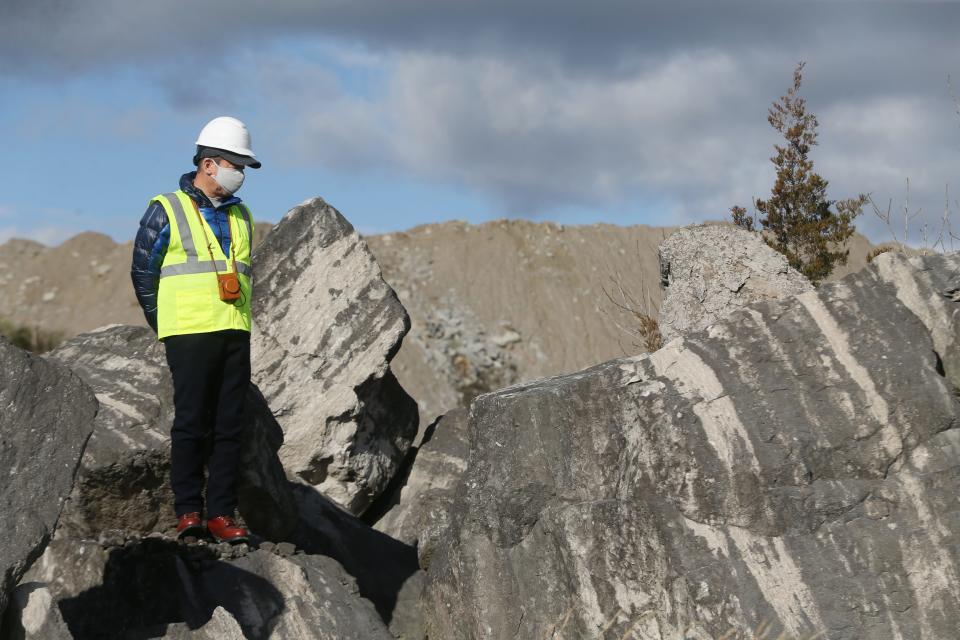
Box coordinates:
[130,116,260,544]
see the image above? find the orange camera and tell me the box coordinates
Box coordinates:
[217,272,241,301]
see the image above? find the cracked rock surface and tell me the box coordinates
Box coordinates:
[658,224,813,341]
[424,253,960,640]
[0,336,97,622]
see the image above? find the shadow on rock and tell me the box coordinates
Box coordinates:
[55,538,285,639]
[288,480,423,626]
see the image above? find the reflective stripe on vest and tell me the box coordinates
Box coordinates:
[163,191,198,260]
[161,260,252,277]
[152,190,254,339]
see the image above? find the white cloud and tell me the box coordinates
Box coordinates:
[385,49,761,213]
[265,47,777,218]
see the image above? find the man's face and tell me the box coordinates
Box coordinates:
[203,157,245,198]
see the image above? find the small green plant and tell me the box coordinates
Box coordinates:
[731,61,868,285]
[0,316,64,353]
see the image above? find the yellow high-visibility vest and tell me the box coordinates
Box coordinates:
[153,190,254,340]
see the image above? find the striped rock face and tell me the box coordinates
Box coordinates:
[424,252,960,640]
[250,197,418,516]
[47,325,298,542]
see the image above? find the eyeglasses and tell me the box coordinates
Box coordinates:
[205,157,245,172]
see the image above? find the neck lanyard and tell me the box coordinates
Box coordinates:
[191,199,238,276]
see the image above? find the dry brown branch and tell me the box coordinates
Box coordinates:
[868,176,944,257]
[598,251,663,355]
[868,175,960,258]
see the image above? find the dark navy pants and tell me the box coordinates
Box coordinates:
[163,328,250,519]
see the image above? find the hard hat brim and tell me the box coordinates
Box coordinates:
[193,146,262,169]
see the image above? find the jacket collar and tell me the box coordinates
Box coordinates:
[179,171,241,210]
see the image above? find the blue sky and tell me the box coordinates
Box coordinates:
[1,2,958,246]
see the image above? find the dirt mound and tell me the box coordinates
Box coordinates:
[0,217,877,432]
[0,224,274,338]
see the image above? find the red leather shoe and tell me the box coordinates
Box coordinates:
[176,512,205,540]
[206,514,250,544]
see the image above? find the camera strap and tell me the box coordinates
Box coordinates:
[191,198,242,302]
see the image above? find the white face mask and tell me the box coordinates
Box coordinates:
[209,160,245,195]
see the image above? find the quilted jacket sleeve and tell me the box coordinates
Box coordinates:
[130,201,170,334]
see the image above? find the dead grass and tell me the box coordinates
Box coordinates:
[599,242,664,355]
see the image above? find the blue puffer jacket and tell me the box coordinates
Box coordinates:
[130,171,242,333]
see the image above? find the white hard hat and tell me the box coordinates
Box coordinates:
[194,116,261,168]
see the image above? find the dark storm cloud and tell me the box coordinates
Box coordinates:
[1,1,954,80]
[2,2,954,116]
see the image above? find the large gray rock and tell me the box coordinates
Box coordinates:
[3,536,393,639]
[369,409,470,569]
[0,337,97,621]
[47,324,298,542]
[658,224,812,341]
[424,254,960,639]
[251,197,418,516]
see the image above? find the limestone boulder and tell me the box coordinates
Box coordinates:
[0,336,97,620]
[46,324,298,542]
[250,197,418,516]
[424,254,960,639]
[658,224,812,341]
